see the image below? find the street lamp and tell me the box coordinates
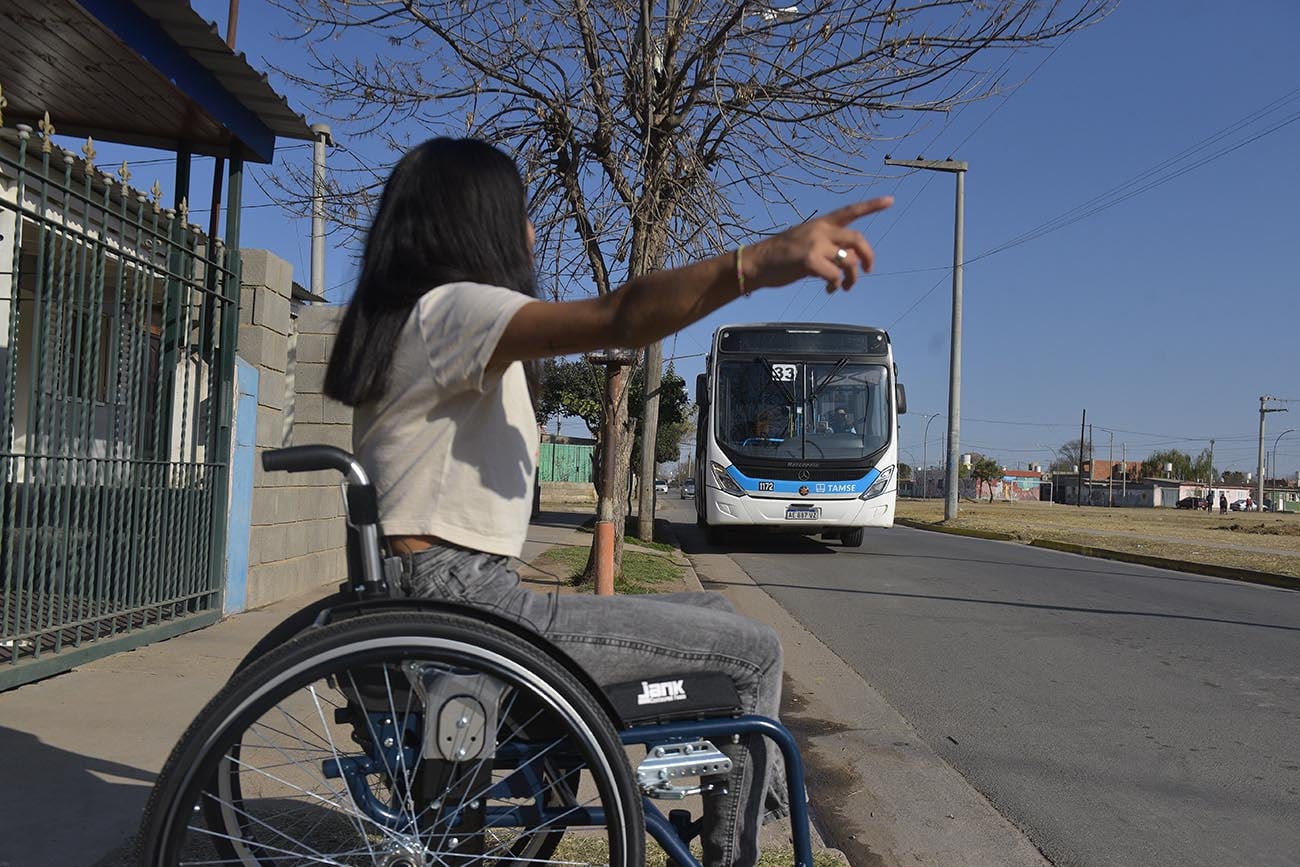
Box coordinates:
[920,412,941,499]
[1272,428,1295,500]
[1038,443,1057,505]
[885,155,967,521]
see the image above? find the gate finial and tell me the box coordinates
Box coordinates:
[0,84,7,127]
[82,137,97,171]
[38,111,55,153]
[118,160,132,184]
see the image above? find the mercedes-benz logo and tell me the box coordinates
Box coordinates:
[797,470,810,481]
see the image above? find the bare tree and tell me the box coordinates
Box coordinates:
[271,0,1109,576]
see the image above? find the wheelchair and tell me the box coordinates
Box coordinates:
[138,446,814,867]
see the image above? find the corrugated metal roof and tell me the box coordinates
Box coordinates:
[135,0,312,142]
[0,0,311,162]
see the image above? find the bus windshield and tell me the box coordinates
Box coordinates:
[716,359,891,461]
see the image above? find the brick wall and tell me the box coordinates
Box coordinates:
[238,250,352,609]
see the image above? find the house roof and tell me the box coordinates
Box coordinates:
[291,281,328,304]
[0,0,311,163]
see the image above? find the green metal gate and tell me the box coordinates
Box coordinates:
[539,441,596,483]
[1,123,241,689]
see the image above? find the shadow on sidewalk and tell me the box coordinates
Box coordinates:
[0,725,154,864]
[530,510,596,531]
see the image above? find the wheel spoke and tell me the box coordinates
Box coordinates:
[145,614,641,867]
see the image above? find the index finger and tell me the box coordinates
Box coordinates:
[826,196,894,226]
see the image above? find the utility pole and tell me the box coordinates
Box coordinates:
[1077,409,1086,507]
[1208,437,1215,488]
[1107,429,1114,507]
[1122,442,1127,502]
[885,156,967,520]
[1258,396,1288,510]
[636,342,663,541]
[310,123,333,301]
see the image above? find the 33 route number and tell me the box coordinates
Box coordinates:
[769,364,797,382]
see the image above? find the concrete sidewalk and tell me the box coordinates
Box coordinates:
[0,514,602,866]
[0,510,848,866]
[0,512,727,866]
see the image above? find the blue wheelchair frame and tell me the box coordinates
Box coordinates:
[325,709,813,867]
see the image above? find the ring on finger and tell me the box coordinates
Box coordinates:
[834,247,849,263]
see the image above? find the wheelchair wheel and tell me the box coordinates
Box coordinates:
[139,611,644,867]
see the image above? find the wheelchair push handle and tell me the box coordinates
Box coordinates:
[262,445,372,487]
[262,445,389,593]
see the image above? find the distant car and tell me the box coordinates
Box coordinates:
[1175,496,1206,510]
[681,479,696,498]
[654,479,669,494]
[1230,499,1259,512]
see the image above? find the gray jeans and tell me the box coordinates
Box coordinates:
[401,543,788,867]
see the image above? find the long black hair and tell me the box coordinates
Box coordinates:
[325,137,538,407]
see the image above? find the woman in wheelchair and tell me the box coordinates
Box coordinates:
[139,136,890,867]
[323,138,888,867]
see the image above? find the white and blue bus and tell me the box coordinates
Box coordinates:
[693,323,907,547]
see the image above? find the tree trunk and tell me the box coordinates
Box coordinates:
[584,360,633,584]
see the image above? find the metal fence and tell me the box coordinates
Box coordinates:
[1,119,239,689]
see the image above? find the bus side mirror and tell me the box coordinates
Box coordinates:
[696,373,708,407]
[896,383,908,415]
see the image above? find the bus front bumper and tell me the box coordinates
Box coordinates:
[705,489,894,530]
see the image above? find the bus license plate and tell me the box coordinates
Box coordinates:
[785,507,820,521]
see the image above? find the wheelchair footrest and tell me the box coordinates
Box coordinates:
[636,740,732,799]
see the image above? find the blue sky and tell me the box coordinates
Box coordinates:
[104,0,1300,478]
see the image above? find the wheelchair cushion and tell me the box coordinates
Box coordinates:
[604,671,742,726]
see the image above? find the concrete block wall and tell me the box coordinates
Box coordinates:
[237,250,352,610]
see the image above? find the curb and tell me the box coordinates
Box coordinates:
[1026,538,1300,590]
[895,518,1298,591]
[894,517,1015,542]
[682,546,1047,866]
[656,518,705,592]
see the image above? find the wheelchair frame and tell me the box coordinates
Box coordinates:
[260,444,816,867]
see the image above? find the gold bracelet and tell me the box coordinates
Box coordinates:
[735,245,748,296]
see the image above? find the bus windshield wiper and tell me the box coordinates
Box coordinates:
[807,356,850,404]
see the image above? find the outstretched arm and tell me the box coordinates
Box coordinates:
[489,197,893,367]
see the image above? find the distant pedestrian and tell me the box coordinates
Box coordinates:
[1205,490,1213,512]
[1219,493,1228,514]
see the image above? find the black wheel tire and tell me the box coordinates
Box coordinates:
[841,527,865,547]
[233,590,352,674]
[140,611,644,867]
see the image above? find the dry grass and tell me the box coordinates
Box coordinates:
[895,498,1300,578]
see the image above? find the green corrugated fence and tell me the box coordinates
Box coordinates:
[539,441,595,483]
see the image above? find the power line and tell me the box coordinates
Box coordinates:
[801,36,1072,324]
[883,86,1300,327]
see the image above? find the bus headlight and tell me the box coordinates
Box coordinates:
[710,462,747,497]
[859,465,894,500]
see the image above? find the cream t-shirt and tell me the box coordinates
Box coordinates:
[352,282,540,558]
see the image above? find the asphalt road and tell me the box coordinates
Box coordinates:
[659,496,1300,867]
